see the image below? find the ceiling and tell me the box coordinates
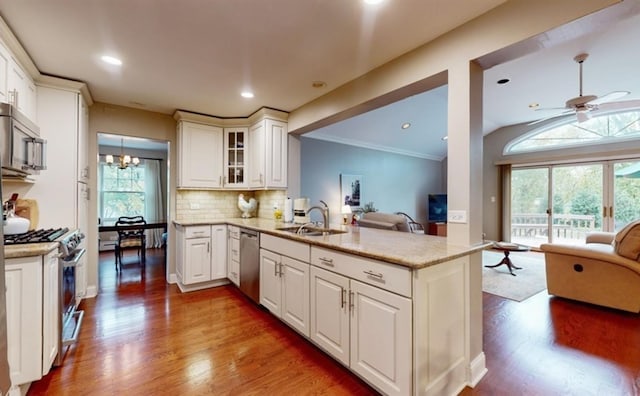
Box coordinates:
[1,1,639,159]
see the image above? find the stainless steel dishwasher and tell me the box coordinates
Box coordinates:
[239,228,260,303]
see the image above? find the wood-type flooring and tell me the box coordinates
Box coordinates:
[27,249,640,395]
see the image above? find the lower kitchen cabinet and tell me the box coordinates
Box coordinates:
[227,225,240,286]
[260,249,310,337]
[175,224,228,291]
[5,251,59,391]
[310,266,412,396]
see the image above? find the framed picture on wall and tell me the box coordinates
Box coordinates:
[341,174,362,208]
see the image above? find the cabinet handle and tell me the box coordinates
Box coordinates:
[219,175,222,185]
[207,242,210,252]
[610,206,614,218]
[319,257,334,266]
[363,270,384,280]
[260,173,263,183]
[341,288,346,309]
[274,261,279,277]
[349,290,354,312]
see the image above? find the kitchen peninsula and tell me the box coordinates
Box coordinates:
[174,218,488,396]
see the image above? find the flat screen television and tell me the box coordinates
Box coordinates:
[428,194,447,223]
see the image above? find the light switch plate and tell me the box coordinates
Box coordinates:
[448,210,467,223]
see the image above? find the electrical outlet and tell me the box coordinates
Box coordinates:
[448,210,467,223]
[190,202,200,210]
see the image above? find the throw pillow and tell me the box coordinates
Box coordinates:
[614,219,640,261]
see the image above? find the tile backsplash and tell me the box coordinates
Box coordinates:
[176,190,288,222]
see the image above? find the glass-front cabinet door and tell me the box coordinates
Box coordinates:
[223,127,248,188]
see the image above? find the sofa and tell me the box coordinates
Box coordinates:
[540,220,640,312]
[357,212,413,232]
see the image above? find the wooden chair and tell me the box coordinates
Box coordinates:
[114,215,147,271]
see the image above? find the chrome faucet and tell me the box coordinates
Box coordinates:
[306,200,329,229]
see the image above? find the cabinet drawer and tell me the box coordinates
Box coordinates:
[185,226,211,238]
[229,238,240,262]
[311,247,411,297]
[228,225,240,239]
[261,234,310,262]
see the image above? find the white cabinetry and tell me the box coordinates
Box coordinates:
[41,251,59,375]
[5,256,42,387]
[177,121,224,189]
[77,97,89,182]
[310,248,412,396]
[176,224,228,291]
[260,234,310,337]
[249,118,287,189]
[223,128,248,188]
[7,58,36,121]
[34,85,90,231]
[0,41,10,104]
[227,225,240,286]
[5,251,59,390]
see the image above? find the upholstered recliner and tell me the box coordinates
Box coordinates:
[540,220,640,312]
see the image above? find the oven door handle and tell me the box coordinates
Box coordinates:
[61,248,86,268]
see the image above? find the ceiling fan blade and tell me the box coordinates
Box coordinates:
[589,91,630,105]
[534,106,568,112]
[527,110,573,126]
[594,99,640,112]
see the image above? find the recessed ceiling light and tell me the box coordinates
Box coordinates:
[401,122,411,130]
[363,0,385,4]
[529,103,539,108]
[241,92,254,98]
[101,55,122,66]
[497,78,510,85]
[312,81,327,88]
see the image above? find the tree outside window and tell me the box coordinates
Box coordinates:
[101,163,145,222]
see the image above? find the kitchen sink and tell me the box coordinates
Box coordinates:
[276,225,347,237]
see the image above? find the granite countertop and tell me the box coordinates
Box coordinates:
[4,228,77,259]
[5,241,59,259]
[174,218,488,270]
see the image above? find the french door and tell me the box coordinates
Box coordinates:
[510,159,640,248]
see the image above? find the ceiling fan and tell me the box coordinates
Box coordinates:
[529,53,637,125]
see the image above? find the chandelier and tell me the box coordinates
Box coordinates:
[106,138,140,169]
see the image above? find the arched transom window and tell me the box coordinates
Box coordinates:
[505,109,640,154]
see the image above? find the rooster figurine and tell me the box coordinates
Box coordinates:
[238,194,258,218]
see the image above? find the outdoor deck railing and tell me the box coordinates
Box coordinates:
[511,213,596,241]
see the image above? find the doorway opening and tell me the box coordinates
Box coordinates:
[97,133,170,280]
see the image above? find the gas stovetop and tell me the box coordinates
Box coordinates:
[4,227,69,245]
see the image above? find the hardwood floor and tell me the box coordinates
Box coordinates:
[27,249,640,395]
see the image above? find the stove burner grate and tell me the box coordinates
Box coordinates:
[4,227,69,245]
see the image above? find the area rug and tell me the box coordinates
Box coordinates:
[482,250,547,302]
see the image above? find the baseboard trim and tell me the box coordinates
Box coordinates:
[468,352,488,387]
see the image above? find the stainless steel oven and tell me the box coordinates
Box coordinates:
[54,230,85,366]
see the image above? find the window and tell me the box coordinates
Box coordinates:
[505,109,640,154]
[100,163,145,222]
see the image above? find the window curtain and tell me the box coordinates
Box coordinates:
[501,164,512,242]
[144,159,165,248]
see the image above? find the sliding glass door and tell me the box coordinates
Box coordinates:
[511,168,550,247]
[510,159,640,248]
[611,160,640,231]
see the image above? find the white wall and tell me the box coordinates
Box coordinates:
[300,137,443,226]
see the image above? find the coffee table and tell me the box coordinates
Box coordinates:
[485,242,530,276]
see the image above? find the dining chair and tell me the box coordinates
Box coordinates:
[114,215,147,271]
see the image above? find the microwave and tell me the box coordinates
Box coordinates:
[0,102,46,177]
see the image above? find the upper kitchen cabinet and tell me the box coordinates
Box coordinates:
[34,78,93,229]
[77,97,89,182]
[249,112,288,189]
[0,41,10,104]
[223,127,248,188]
[175,108,288,190]
[176,120,224,189]
[8,57,37,121]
